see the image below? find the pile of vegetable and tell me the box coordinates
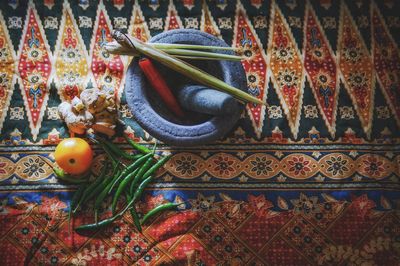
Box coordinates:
[52,30,265,233]
[44,136,177,233]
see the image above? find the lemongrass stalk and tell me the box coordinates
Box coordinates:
[104,41,241,61]
[165,48,242,61]
[104,41,136,55]
[170,55,240,61]
[105,41,238,54]
[112,31,264,105]
[150,43,238,51]
[105,46,240,61]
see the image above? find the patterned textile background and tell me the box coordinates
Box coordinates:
[0,0,399,265]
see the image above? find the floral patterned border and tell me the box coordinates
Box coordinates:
[0,149,398,184]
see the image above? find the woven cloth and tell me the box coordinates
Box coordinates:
[0,0,399,265]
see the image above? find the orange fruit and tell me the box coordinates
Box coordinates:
[54,138,93,175]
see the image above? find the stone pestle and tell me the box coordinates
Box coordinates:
[177,85,240,116]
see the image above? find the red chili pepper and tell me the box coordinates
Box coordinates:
[139,58,184,117]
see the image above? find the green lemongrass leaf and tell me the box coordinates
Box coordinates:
[104,41,238,54]
[104,41,137,55]
[113,31,264,105]
[169,55,241,61]
[105,41,242,61]
[150,43,238,51]
[165,48,242,61]
[106,49,239,61]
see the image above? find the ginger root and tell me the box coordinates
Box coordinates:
[58,97,93,135]
[59,86,118,137]
[80,87,118,137]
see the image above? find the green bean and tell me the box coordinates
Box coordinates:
[73,163,110,213]
[75,188,138,233]
[141,155,171,181]
[123,134,151,154]
[141,202,180,225]
[129,156,154,195]
[125,192,142,232]
[111,168,140,214]
[108,153,152,193]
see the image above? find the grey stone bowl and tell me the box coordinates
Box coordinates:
[125,29,246,146]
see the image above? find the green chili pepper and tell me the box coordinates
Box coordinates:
[94,168,121,211]
[92,162,122,212]
[69,185,86,214]
[100,139,139,161]
[111,167,140,214]
[68,185,87,232]
[73,163,110,213]
[131,154,143,160]
[55,168,91,184]
[57,172,89,184]
[141,202,180,225]
[75,212,120,233]
[75,176,154,233]
[94,209,98,225]
[130,206,142,233]
[39,156,90,184]
[106,168,123,195]
[125,192,142,232]
[122,153,152,176]
[132,175,154,202]
[129,156,155,195]
[123,134,151,154]
[151,141,157,154]
[99,141,118,168]
[108,153,152,194]
[75,188,139,233]
[141,155,171,181]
